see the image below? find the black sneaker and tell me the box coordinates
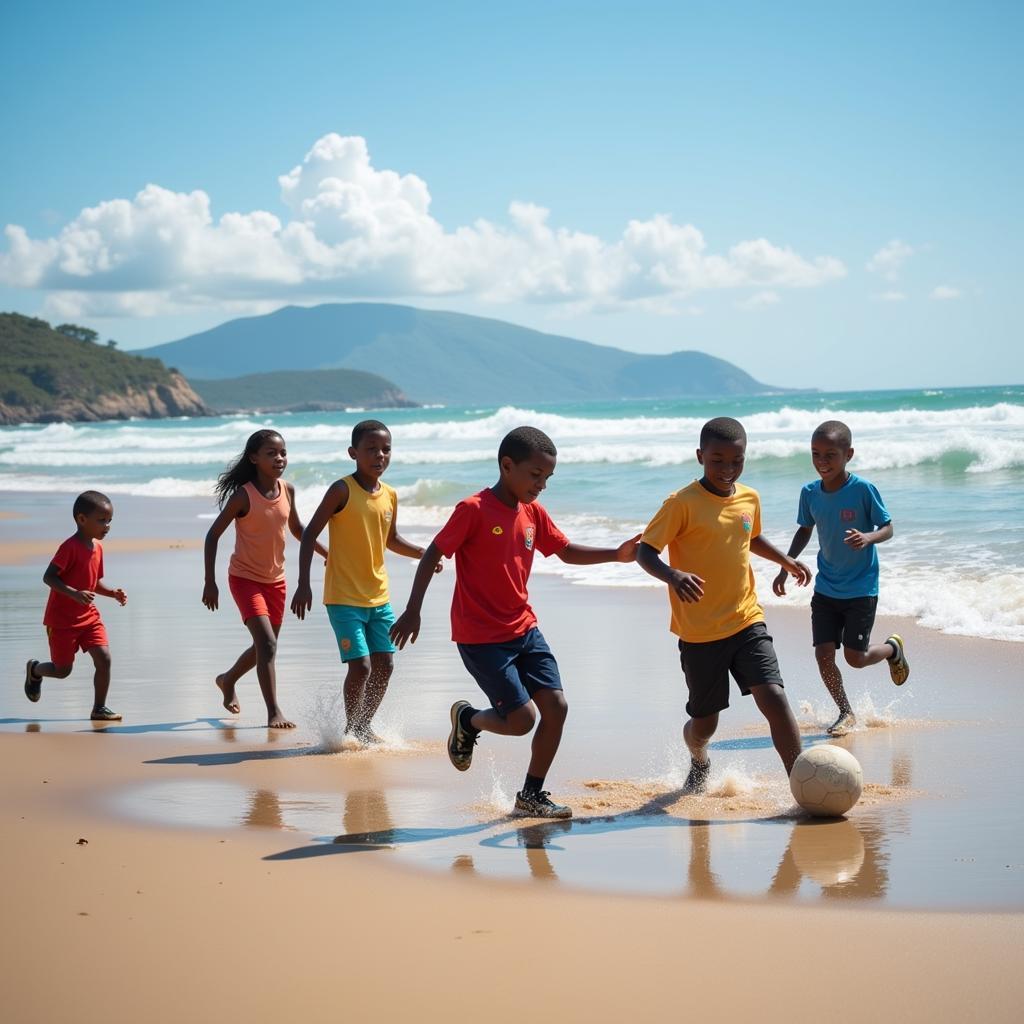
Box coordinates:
[682,758,711,795]
[512,790,572,819]
[24,660,41,703]
[447,700,477,771]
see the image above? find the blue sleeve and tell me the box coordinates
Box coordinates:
[864,482,891,527]
[797,485,815,528]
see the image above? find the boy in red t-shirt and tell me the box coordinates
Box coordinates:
[24,490,127,721]
[390,426,638,818]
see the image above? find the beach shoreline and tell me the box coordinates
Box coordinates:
[2,506,1023,1019]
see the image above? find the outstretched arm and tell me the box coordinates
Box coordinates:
[773,525,814,596]
[291,480,348,620]
[636,541,705,604]
[556,533,640,566]
[95,579,128,605]
[287,482,329,560]
[202,489,248,611]
[387,508,443,573]
[752,534,811,588]
[844,521,893,550]
[389,541,445,649]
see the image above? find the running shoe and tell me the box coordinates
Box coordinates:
[447,700,477,771]
[512,790,572,819]
[24,660,41,703]
[886,634,910,685]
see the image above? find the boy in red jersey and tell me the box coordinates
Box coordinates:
[24,490,127,721]
[390,426,638,819]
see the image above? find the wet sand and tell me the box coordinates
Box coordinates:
[2,497,1023,1019]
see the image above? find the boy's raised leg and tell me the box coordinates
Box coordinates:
[87,645,121,721]
[750,683,801,774]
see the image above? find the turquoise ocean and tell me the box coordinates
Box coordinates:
[3,384,1023,642]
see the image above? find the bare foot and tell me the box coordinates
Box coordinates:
[347,724,384,745]
[267,711,296,729]
[216,674,241,715]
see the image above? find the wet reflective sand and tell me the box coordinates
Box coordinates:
[3,508,1023,911]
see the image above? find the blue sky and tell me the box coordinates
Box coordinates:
[1,0,1020,389]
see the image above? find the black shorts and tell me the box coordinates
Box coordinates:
[810,592,878,653]
[677,621,784,719]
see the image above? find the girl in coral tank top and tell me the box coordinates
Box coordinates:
[202,429,327,728]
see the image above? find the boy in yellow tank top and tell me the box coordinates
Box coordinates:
[637,417,812,793]
[291,420,440,743]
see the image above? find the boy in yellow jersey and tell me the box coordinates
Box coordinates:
[291,420,439,742]
[637,417,812,792]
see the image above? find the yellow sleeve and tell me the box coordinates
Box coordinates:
[641,493,687,552]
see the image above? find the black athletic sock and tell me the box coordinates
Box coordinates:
[523,773,545,795]
[459,705,480,736]
[887,640,899,660]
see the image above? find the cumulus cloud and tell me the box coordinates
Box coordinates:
[867,239,913,281]
[1,133,847,318]
[930,285,961,300]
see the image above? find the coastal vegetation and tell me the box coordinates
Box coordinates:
[191,367,416,413]
[0,312,209,424]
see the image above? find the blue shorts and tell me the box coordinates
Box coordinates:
[326,603,397,662]
[457,627,562,718]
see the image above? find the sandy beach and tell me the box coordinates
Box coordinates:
[2,499,1023,1021]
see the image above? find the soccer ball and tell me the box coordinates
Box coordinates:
[789,744,863,817]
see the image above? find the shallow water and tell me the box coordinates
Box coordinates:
[2,505,1022,910]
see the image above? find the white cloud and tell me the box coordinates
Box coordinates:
[867,239,913,281]
[739,290,781,309]
[931,285,961,301]
[1,133,847,318]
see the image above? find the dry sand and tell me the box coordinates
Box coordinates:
[2,728,1021,1023]
[3,523,1024,1021]
[0,537,201,565]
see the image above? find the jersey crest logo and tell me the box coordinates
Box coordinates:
[384,509,393,522]
[492,526,504,536]
[840,508,856,522]
[524,526,535,551]
[741,512,753,532]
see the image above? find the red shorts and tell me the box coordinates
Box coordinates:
[229,574,286,626]
[47,620,109,666]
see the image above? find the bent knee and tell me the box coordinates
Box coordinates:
[843,648,868,668]
[53,664,74,678]
[506,704,538,735]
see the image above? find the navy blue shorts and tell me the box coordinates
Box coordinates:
[678,622,784,718]
[457,627,562,718]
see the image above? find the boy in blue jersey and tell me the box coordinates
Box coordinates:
[773,420,910,735]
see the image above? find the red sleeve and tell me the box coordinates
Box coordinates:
[533,504,569,557]
[434,500,478,557]
[50,538,74,574]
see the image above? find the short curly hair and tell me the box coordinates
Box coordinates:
[813,420,852,447]
[699,417,747,449]
[498,426,557,463]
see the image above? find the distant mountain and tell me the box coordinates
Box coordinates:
[0,313,209,425]
[142,303,785,406]
[191,368,416,413]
